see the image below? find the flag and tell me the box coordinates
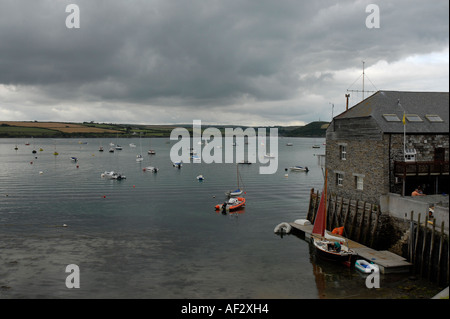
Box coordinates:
[402,112,406,125]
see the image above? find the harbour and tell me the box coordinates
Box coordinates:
[0,137,444,299]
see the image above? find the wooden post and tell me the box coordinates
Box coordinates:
[363,204,373,246]
[337,197,344,226]
[343,199,351,237]
[357,201,366,242]
[307,188,314,221]
[350,200,360,239]
[413,213,421,274]
[437,221,444,285]
[420,215,428,277]
[370,206,380,248]
[409,211,414,263]
[428,219,436,281]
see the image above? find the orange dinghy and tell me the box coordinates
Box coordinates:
[215,197,246,212]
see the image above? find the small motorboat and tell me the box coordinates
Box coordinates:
[115,145,123,150]
[196,175,204,181]
[143,166,159,173]
[98,146,104,152]
[101,171,126,180]
[215,197,246,212]
[136,154,144,162]
[148,149,156,155]
[289,166,309,172]
[129,143,136,148]
[70,157,78,162]
[355,259,379,274]
[173,162,182,168]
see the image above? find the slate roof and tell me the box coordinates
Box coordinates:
[336,91,449,134]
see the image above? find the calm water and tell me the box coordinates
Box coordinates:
[0,137,440,299]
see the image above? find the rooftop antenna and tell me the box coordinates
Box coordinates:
[347,61,378,103]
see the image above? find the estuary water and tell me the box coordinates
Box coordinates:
[0,137,441,299]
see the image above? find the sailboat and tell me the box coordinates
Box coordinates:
[136,133,143,162]
[311,169,354,262]
[225,164,245,197]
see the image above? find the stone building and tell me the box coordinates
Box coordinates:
[325,90,449,205]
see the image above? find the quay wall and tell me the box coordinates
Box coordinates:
[306,189,449,286]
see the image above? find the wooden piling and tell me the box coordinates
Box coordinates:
[357,201,366,243]
[370,206,380,248]
[420,216,428,277]
[413,213,421,273]
[437,221,444,285]
[428,219,436,280]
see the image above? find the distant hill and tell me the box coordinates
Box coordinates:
[0,120,330,138]
[284,121,329,137]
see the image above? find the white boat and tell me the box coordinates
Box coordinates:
[129,143,136,148]
[289,166,309,172]
[144,166,159,173]
[70,157,78,162]
[274,222,292,234]
[355,259,379,274]
[136,133,144,162]
[286,143,293,146]
[226,164,245,197]
[148,149,156,155]
[196,175,205,181]
[98,146,104,152]
[115,145,123,150]
[173,162,182,168]
[109,148,114,153]
[101,171,126,180]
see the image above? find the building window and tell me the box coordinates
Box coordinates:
[405,114,423,122]
[340,145,347,160]
[336,173,344,187]
[383,114,401,122]
[355,175,364,190]
[425,114,444,122]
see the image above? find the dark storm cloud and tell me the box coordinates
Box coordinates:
[0,0,448,124]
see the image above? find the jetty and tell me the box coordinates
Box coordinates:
[289,221,412,274]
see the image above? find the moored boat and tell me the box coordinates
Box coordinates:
[215,197,245,212]
[289,166,309,172]
[101,171,126,180]
[355,259,379,274]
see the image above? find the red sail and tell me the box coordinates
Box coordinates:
[312,190,326,237]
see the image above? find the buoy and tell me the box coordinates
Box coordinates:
[76,165,79,168]
[30,161,33,164]
[103,195,106,198]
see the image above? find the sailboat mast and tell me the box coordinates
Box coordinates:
[323,168,328,233]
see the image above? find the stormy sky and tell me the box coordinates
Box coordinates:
[0,0,448,126]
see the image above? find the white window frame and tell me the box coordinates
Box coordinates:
[336,173,344,187]
[355,175,364,190]
[340,145,347,160]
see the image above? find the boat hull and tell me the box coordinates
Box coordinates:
[311,236,355,263]
[215,197,246,212]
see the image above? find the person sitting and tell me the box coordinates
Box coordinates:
[412,188,426,196]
